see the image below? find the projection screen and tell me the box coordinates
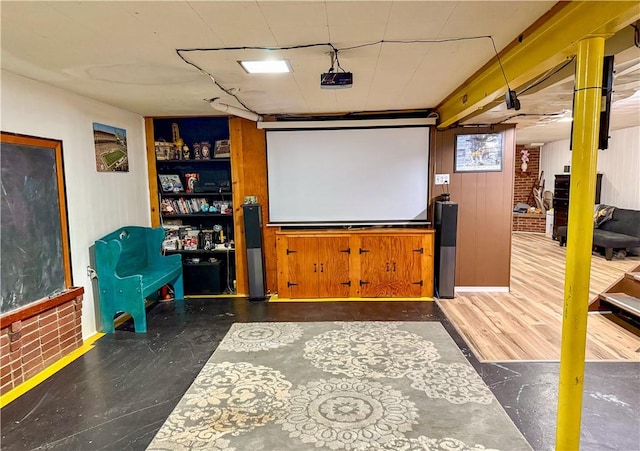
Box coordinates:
[266,126,430,226]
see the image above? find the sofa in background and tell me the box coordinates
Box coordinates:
[557,207,640,260]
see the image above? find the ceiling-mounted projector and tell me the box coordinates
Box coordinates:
[321,72,353,89]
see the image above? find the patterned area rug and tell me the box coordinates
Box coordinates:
[147,322,532,450]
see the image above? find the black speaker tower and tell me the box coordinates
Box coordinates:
[434,200,458,299]
[242,203,266,300]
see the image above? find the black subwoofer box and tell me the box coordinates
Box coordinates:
[183,261,222,295]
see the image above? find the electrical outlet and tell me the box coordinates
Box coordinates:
[435,173,450,185]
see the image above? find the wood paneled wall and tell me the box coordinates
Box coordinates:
[430,125,515,287]
[229,118,278,295]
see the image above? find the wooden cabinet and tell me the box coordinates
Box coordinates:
[552,173,602,239]
[276,229,434,299]
[277,234,351,298]
[359,235,427,297]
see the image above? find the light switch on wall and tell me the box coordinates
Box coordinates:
[435,173,450,185]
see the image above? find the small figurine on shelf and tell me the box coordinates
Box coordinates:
[201,229,214,251]
[201,141,211,159]
[182,144,191,160]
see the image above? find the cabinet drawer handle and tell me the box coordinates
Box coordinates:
[320,263,324,272]
[359,248,370,254]
[340,248,351,254]
[359,280,370,286]
[340,281,351,286]
[413,247,424,254]
[386,262,390,272]
[412,280,424,286]
[313,263,317,273]
[287,282,298,287]
[286,249,297,255]
[393,262,396,272]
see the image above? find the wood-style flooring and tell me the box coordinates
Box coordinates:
[437,232,640,362]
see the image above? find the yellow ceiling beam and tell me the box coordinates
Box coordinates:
[436,1,640,129]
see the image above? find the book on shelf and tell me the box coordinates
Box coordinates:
[161,197,233,216]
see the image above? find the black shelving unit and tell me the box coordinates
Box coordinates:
[164,248,235,255]
[552,173,603,240]
[161,214,233,219]
[158,157,231,164]
[153,116,235,295]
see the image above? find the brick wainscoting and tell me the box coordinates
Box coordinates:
[513,213,546,233]
[1,288,84,396]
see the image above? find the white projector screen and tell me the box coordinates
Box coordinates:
[266,126,430,225]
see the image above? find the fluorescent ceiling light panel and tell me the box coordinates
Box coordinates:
[239,60,292,74]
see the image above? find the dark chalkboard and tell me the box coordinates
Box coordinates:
[1,133,71,314]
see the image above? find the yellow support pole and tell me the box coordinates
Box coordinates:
[555,36,605,451]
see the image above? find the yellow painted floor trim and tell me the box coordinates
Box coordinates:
[0,332,104,408]
[185,294,246,299]
[269,295,433,303]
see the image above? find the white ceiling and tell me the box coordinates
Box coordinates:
[1,1,638,145]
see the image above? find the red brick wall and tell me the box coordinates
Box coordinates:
[513,145,545,233]
[513,214,546,233]
[0,294,83,396]
[514,145,541,206]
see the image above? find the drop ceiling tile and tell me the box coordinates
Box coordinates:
[189,2,276,46]
[384,2,457,40]
[120,2,224,48]
[440,2,555,49]
[326,1,392,44]
[258,1,328,29]
[268,26,331,47]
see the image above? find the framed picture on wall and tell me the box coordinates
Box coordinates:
[454,132,503,172]
[93,122,129,172]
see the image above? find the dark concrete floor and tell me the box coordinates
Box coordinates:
[1,299,638,451]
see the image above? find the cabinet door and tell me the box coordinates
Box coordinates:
[359,236,394,297]
[387,235,424,297]
[285,237,318,298]
[421,234,434,297]
[317,236,351,298]
[359,235,425,297]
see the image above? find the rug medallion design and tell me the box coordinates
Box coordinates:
[148,322,532,451]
